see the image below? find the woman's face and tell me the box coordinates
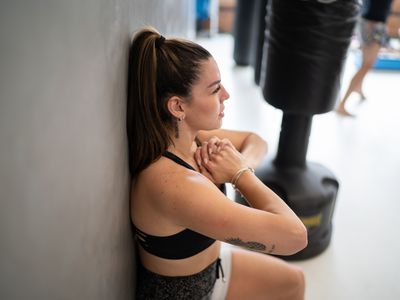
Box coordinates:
[183,57,230,131]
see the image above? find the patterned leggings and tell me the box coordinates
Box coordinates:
[135,258,223,300]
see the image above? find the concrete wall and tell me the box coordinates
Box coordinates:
[0,1,195,299]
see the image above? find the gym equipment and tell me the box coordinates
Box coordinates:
[236,0,361,260]
[233,0,269,85]
[232,0,257,66]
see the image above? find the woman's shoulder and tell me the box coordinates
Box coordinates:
[135,156,216,217]
[138,155,206,194]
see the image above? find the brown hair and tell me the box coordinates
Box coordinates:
[127,27,211,178]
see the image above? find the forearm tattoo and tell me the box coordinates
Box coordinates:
[225,237,275,253]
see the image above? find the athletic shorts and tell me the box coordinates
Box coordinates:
[135,248,232,300]
[359,18,389,47]
[210,247,232,300]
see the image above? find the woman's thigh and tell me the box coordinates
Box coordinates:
[225,248,305,300]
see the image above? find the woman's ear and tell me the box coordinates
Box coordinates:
[166,96,185,119]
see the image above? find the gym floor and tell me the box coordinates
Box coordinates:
[197,34,400,300]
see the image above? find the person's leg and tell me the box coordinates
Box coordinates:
[337,41,381,116]
[359,42,382,77]
[225,248,305,300]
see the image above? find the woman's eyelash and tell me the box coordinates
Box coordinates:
[213,85,221,94]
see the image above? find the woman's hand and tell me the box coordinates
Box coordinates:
[197,129,268,169]
[195,136,247,184]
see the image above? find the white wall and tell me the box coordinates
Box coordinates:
[0,1,195,299]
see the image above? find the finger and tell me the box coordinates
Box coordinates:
[209,143,219,156]
[221,140,236,153]
[207,136,220,154]
[216,141,223,152]
[198,163,215,183]
[195,147,202,166]
[208,144,214,155]
[220,138,233,149]
[201,142,209,164]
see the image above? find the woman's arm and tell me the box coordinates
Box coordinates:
[197,129,268,169]
[150,165,307,256]
[150,143,307,256]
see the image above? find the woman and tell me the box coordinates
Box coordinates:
[127,27,307,300]
[336,0,393,116]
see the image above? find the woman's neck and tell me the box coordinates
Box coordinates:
[168,130,198,161]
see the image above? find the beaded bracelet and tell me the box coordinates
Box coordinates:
[231,167,255,191]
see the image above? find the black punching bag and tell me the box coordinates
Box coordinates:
[233,0,269,84]
[233,0,257,66]
[257,0,360,260]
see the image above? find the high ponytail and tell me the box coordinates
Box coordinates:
[127,27,211,178]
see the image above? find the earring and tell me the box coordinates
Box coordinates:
[174,120,179,138]
[175,115,184,138]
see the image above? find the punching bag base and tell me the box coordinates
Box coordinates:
[235,159,339,260]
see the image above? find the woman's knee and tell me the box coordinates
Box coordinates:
[257,262,305,299]
[227,250,306,299]
[283,265,305,299]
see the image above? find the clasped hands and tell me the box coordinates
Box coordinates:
[194,136,247,185]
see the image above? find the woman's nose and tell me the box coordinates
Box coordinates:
[221,84,230,101]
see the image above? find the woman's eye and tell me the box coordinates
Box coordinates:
[213,85,221,94]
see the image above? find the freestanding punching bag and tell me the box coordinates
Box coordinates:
[252,0,360,260]
[233,0,257,66]
[251,0,269,85]
[233,0,269,84]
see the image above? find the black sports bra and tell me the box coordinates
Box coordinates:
[133,151,226,260]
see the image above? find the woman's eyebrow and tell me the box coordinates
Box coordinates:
[206,80,221,88]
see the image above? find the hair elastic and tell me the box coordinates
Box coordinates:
[155,35,166,48]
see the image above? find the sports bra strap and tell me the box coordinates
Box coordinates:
[163,151,196,171]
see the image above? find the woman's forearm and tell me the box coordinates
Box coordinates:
[239,133,268,169]
[234,170,308,254]
[234,171,292,215]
